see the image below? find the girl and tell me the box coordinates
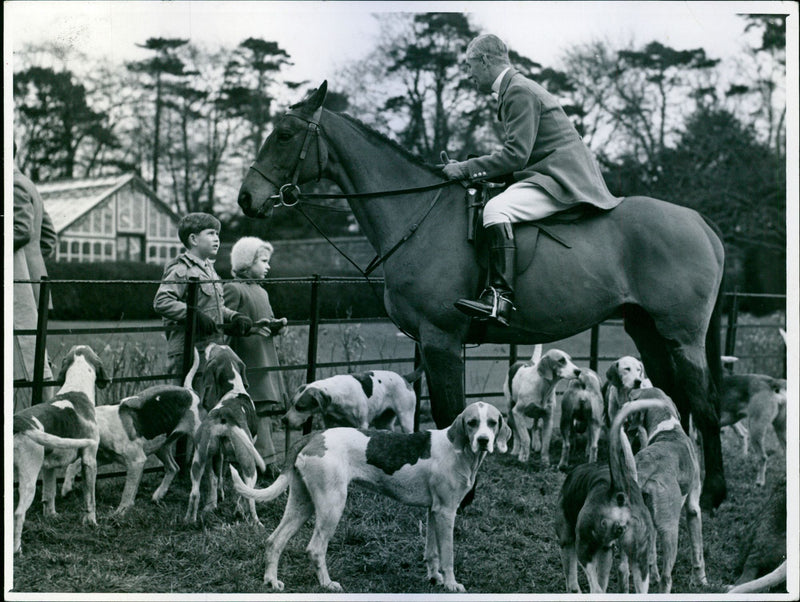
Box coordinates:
[224,237,288,469]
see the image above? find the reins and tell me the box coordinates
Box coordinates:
[249,106,457,279]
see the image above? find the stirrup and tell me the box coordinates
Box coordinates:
[454,287,515,326]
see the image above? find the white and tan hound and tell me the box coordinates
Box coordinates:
[720,373,786,486]
[283,366,423,432]
[555,398,654,594]
[628,388,707,593]
[557,368,604,471]
[13,345,110,553]
[604,356,652,449]
[61,350,203,515]
[185,343,264,524]
[231,401,511,592]
[504,348,581,466]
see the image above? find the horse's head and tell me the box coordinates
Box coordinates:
[238,81,329,219]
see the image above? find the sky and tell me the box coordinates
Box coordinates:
[4,0,793,85]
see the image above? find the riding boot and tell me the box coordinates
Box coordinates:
[455,222,517,327]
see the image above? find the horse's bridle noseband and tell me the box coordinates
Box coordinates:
[248,105,325,207]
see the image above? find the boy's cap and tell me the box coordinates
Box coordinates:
[178,212,221,246]
[231,236,273,276]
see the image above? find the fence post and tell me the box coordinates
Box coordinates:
[509,343,518,366]
[589,325,599,372]
[413,344,422,432]
[303,274,322,435]
[182,276,199,382]
[32,276,51,405]
[724,288,739,358]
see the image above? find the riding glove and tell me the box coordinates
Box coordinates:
[194,311,218,336]
[223,313,254,337]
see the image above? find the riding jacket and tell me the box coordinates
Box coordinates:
[463,69,621,209]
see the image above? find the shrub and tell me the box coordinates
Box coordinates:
[45,259,164,321]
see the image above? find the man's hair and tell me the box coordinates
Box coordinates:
[178,212,221,247]
[466,34,510,66]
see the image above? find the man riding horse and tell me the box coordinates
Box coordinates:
[443,34,621,327]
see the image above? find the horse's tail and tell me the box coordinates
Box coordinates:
[402,364,425,384]
[702,214,725,406]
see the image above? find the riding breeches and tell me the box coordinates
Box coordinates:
[482,182,571,226]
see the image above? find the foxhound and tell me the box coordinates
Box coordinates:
[604,356,652,449]
[13,345,110,553]
[61,349,203,514]
[283,366,423,432]
[185,343,264,524]
[628,388,707,593]
[231,401,511,592]
[720,373,786,486]
[555,398,654,593]
[504,348,581,466]
[557,368,604,471]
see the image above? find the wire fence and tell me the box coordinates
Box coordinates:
[11,274,786,482]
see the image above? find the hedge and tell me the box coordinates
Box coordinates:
[43,259,388,322]
[45,260,165,321]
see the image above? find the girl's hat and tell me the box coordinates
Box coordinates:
[230,237,273,276]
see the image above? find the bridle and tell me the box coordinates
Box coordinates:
[245,105,458,280]
[247,105,325,208]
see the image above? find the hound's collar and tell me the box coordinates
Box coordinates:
[647,417,682,444]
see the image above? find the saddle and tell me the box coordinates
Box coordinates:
[467,182,601,275]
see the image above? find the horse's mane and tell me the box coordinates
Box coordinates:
[334,112,442,175]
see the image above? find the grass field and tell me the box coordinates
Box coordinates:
[9,313,789,596]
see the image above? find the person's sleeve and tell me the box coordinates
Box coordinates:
[463,85,541,180]
[14,180,34,251]
[153,264,188,321]
[223,283,243,315]
[40,209,58,259]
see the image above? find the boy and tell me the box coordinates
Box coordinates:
[153,212,252,385]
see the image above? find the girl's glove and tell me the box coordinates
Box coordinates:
[223,313,253,336]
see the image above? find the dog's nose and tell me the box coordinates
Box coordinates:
[633,379,642,388]
[477,435,490,449]
[573,368,581,377]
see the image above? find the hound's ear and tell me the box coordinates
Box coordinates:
[447,413,469,450]
[314,389,332,410]
[200,369,218,411]
[237,357,250,390]
[495,413,512,453]
[94,358,111,390]
[57,349,75,384]
[637,360,647,381]
[537,355,555,380]
[606,362,622,387]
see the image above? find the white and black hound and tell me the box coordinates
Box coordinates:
[231,401,511,592]
[13,345,110,553]
[283,366,423,432]
[61,349,203,514]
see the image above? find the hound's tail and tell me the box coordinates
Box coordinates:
[227,424,266,473]
[183,348,201,390]
[230,432,315,502]
[402,364,425,384]
[19,430,95,450]
[728,560,787,593]
[231,465,289,502]
[607,397,674,497]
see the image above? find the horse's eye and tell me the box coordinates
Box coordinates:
[276,131,293,143]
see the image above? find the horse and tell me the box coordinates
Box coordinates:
[237,82,727,509]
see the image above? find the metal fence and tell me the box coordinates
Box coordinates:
[12,275,786,482]
[13,275,787,403]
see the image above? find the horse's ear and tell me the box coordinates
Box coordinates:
[307,81,328,111]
